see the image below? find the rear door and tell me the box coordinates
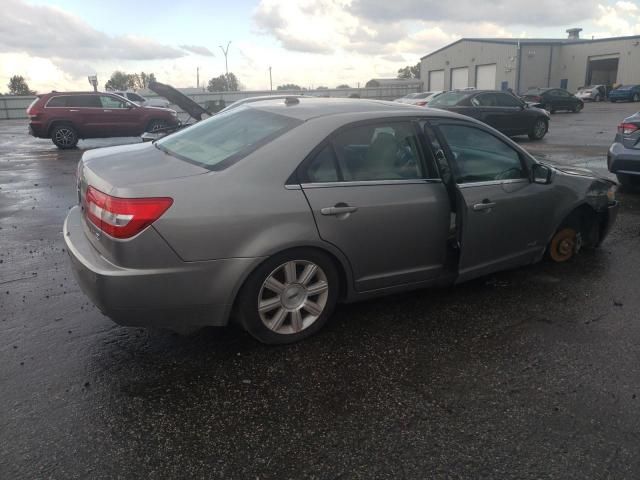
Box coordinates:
[427,121,557,281]
[67,94,104,137]
[468,93,505,131]
[299,119,451,292]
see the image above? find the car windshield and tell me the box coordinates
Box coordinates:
[155,106,301,170]
[428,91,469,106]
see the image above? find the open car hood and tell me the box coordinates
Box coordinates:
[148,81,211,121]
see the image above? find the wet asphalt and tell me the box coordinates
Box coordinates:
[2,102,640,479]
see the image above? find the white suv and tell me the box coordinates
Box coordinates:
[112,91,170,109]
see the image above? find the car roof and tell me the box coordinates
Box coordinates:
[244,96,473,122]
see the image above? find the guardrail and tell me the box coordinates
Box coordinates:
[0,85,422,121]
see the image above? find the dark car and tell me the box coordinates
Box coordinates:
[608,111,640,188]
[26,91,179,149]
[521,88,584,113]
[428,90,550,140]
[608,85,640,103]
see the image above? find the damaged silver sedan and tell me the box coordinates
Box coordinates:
[64,98,618,344]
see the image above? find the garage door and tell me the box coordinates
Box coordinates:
[451,67,469,90]
[476,64,496,90]
[429,70,444,91]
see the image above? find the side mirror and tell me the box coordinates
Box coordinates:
[532,163,552,184]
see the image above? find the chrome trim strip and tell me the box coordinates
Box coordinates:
[457,178,530,188]
[300,178,443,189]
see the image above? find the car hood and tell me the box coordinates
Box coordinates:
[148,81,211,121]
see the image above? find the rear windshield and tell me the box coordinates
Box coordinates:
[428,91,469,106]
[155,106,302,170]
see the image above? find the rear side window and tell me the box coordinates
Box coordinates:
[128,93,145,102]
[304,145,340,183]
[46,96,68,107]
[156,106,301,170]
[319,122,425,182]
[68,95,101,108]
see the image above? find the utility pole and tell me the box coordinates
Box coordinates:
[269,66,273,92]
[219,41,231,89]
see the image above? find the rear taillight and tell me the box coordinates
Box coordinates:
[415,101,427,106]
[618,123,639,135]
[26,97,42,118]
[84,186,173,239]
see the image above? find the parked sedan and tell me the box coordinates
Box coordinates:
[428,90,550,139]
[576,85,606,102]
[522,88,584,113]
[609,85,640,103]
[64,97,618,344]
[608,111,640,188]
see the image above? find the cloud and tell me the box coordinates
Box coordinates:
[350,0,598,26]
[1,0,185,60]
[593,2,640,36]
[180,45,215,56]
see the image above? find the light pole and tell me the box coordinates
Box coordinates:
[219,41,231,89]
[269,66,273,92]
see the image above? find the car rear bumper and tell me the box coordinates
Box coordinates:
[608,142,640,175]
[63,206,261,330]
[28,122,47,138]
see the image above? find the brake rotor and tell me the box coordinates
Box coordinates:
[549,228,578,262]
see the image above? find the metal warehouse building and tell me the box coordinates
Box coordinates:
[420,29,640,94]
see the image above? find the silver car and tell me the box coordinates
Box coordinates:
[64,97,618,344]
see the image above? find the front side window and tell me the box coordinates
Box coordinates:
[495,93,523,107]
[438,124,526,184]
[331,122,424,181]
[471,93,498,107]
[100,95,128,108]
[156,106,301,170]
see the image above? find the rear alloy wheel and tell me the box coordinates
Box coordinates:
[51,124,78,149]
[633,93,640,102]
[238,250,339,344]
[549,228,579,262]
[146,120,168,133]
[573,103,584,113]
[528,119,548,140]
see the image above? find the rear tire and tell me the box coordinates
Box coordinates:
[528,118,548,140]
[594,94,601,102]
[633,93,640,102]
[237,249,340,344]
[50,124,78,149]
[146,119,169,133]
[573,103,584,113]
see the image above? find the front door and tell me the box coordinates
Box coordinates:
[429,121,556,281]
[99,95,141,136]
[299,120,451,292]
